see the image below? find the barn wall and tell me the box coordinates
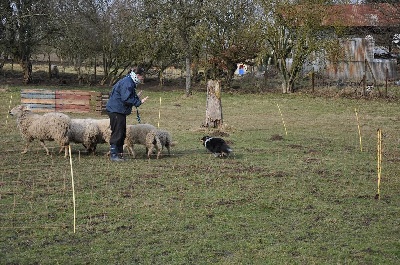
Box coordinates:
[323,38,397,82]
[325,59,397,83]
[293,38,398,83]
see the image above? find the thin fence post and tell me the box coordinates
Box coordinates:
[385,67,388,97]
[311,70,315,93]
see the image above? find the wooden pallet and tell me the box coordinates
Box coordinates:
[21,89,108,113]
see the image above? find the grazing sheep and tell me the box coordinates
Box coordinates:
[145,130,163,159]
[60,118,110,155]
[87,118,111,144]
[61,118,100,154]
[9,105,70,157]
[156,129,175,156]
[124,124,162,159]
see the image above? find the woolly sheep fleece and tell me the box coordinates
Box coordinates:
[124,124,162,158]
[156,129,174,156]
[67,118,100,153]
[10,105,71,156]
[87,118,111,144]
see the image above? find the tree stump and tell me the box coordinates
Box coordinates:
[205,79,223,128]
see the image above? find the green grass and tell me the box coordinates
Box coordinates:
[0,84,399,264]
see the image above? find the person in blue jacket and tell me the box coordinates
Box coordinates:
[106,67,148,162]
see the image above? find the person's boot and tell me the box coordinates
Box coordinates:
[110,144,124,162]
[117,145,126,160]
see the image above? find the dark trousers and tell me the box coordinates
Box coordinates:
[108,112,126,150]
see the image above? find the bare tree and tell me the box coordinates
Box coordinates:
[0,0,54,84]
[258,0,342,93]
[204,0,262,88]
[52,0,151,85]
[159,0,207,96]
[134,1,184,86]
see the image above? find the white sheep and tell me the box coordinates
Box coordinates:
[60,118,110,155]
[87,118,111,144]
[145,130,162,159]
[124,124,162,159]
[156,129,175,157]
[61,118,100,154]
[9,105,71,157]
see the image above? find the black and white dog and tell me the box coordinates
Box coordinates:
[201,136,232,157]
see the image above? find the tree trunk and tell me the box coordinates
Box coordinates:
[185,56,192,96]
[94,57,97,82]
[20,59,32,84]
[48,54,51,79]
[159,71,165,86]
[225,60,237,88]
[102,53,108,78]
[205,80,223,128]
[281,80,294,93]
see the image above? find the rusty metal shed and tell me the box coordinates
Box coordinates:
[324,37,397,83]
[321,3,399,83]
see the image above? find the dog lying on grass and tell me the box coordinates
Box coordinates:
[201,136,232,157]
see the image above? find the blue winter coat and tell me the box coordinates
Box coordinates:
[106,75,142,115]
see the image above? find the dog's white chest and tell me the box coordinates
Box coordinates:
[204,137,212,147]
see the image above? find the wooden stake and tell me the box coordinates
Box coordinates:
[158,97,162,128]
[277,104,288,136]
[69,145,76,232]
[355,108,363,152]
[6,94,12,125]
[376,129,382,200]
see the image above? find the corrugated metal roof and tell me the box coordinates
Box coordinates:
[324,3,400,27]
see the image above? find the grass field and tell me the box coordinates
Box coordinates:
[0,84,399,264]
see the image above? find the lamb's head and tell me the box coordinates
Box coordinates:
[9,105,31,118]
